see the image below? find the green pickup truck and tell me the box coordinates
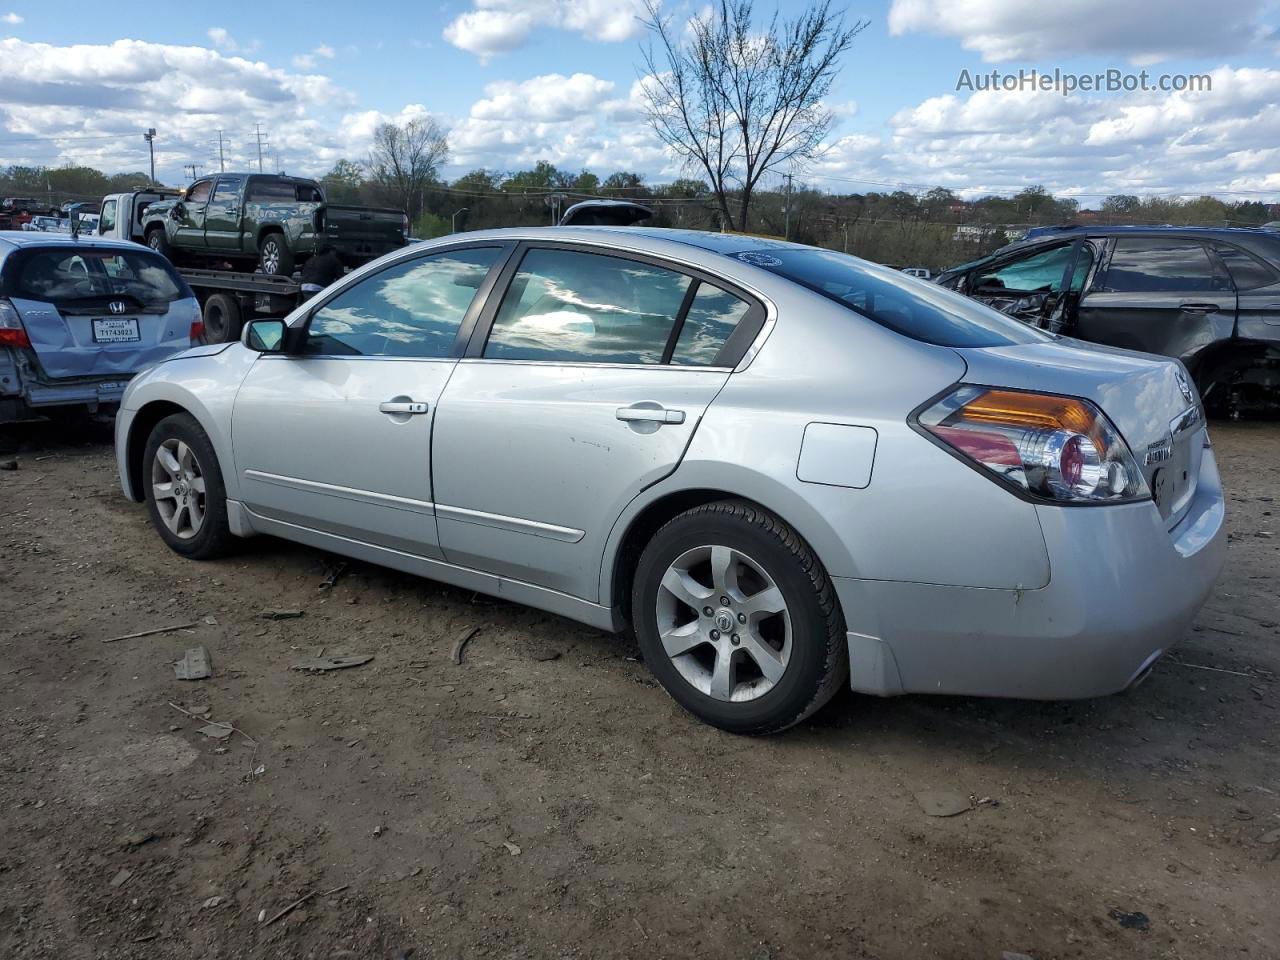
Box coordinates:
[140,173,408,275]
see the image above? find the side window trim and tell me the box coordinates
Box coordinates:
[660,279,702,364]
[296,241,516,359]
[463,240,767,368]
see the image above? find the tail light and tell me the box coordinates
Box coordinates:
[402,213,410,238]
[189,320,205,344]
[0,299,31,348]
[915,385,1149,504]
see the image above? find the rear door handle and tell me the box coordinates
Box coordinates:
[379,400,429,415]
[616,405,686,425]
[1179,302,1220,314]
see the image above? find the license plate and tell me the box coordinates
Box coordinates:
[92,318,140,343]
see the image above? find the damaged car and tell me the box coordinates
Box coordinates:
[936,226,1280,415]
[0,231,202,422]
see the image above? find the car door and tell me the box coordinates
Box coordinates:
[1075,236,1236,359]
[1213,241,1280,343]
[97,198,118,238]
[174,179,213,248]
[230,243,511,557]
[963,242,1082,325]
[431,243,765,600]
[204,176,244,250]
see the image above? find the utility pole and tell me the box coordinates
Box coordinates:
[184,163,202,181]
[254,123,268,174]
[784,173,793,240]
[143,128,157,184]
[216,130,226,172]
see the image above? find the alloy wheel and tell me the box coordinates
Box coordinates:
[261,240,280,274]
[151,438,206,539]
[655,544,792,702]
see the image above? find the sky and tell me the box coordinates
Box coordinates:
[1,0,1279,203]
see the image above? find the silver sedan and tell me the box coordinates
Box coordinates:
[115,227,1226,734]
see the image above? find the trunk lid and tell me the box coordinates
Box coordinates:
[954,337,1205,529]
[12,294,200,379]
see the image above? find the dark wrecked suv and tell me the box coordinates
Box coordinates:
[936,226,1280,415]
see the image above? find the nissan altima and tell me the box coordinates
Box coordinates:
[115,228,1226,734]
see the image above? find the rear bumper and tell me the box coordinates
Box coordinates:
[0,352,132,420]
[836,446,1227,700]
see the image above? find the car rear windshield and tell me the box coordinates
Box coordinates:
[733,248,1052,348]
[3,247,188,309]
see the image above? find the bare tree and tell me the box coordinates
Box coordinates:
[367,118,449,222]
[639,0,865,232]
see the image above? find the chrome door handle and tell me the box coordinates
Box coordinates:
[1179,302,1219,314]
[616,406,686,425]
[379,400,429,414]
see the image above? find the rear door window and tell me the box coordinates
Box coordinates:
[670,283,752,366]
[1104,238,1225,292]
[247,179,297,201]
[484,248,692,364]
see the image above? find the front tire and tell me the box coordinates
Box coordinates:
[145,226,172,261]
[632,500,847,735]
[142,413,234,560]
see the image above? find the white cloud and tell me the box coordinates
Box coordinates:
[810,66,1280,200]
[0,37,355,181]
[443,9,534,61]
[292,43,336,69]
[443,0,646,59]
[887,0,1271,64]
[2,12,22,24]
[470,73,616,122]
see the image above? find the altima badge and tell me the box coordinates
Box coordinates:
[1145,438,1173,465]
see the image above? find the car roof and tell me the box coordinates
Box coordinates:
[1025,224,1275,240]
[436,225,802,259]
[0,230,150,254]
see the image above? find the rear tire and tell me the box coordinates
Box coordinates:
[632,500,847,735]
[258,233,294,276]
[142,413,234,560]
[201,293,243,344]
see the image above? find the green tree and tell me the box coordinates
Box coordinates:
[321,159,365,203]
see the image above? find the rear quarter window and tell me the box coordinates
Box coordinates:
[735,248,1051,348]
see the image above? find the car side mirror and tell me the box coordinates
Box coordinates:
[170,203,184,220]
[244,318,287,353]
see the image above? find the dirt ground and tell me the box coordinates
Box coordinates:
[0,417,1276,960]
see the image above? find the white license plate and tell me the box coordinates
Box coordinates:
[92,318,140,343]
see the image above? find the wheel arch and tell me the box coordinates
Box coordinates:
[123,399,189,501]
[254,223,285,252]
[602,474,855,628]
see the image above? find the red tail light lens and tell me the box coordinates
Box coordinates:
[189,321,205,343]
[0,299,31,348]
[916,385,1149,504]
